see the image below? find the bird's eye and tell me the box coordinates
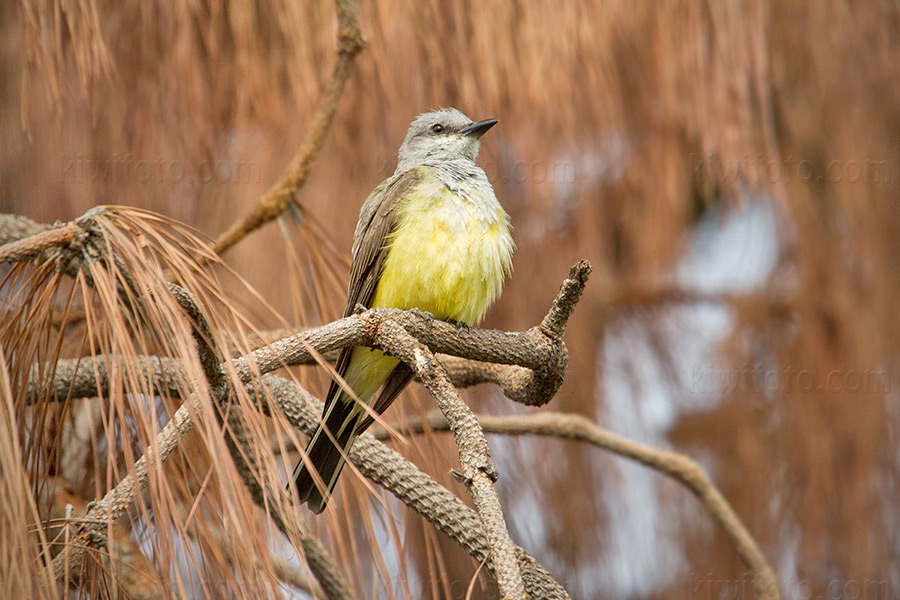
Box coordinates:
[430,123,445,134]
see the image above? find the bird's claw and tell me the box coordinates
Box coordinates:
[87,528,109,548]
[410,308,435,329]
[446,318,470,334]
[450,469,471,486]
[353,303,368,315]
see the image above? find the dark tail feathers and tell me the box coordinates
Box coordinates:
[291,400,359,514]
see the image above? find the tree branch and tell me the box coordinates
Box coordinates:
[210,0,364,256]
[50,389,203,581]
[373,320,526,599]
[231,261,591,407]
[253,374,571,599]
[0,222,83,264]
[0,214,52,245]
[42,261,587,597]
[376,411,782,600]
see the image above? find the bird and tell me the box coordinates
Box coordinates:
[291,107,514,513]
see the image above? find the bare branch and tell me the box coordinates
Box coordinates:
[0,222,83,264]
[377,411,782,600]
[167,282,224,388]
[0,214,52,245]
[51,390,203,581]
[373,320,526,599]
[254,374,572,600]
[175,281,356,598]
[41,261,588,597]
[30,258,588,410]
[211,0,365,256]
[27,356,184,405]
[232,266,586,406]
[48,367,356,598]
[30,357,575,596]
[540,259,592,339]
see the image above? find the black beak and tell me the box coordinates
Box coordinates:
[459,118,498,138]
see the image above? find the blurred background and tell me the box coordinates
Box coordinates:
[2,1,899,598]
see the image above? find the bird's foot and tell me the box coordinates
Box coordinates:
[87,528,109,549]
[353,303,368,315]
[409,308,435,329]
[446,318,470,335]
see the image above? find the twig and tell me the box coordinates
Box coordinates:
[377,411,782,600]
[211,0,364,256]
[540,259,591,339]
[51,390,203,581]
[0,223,83,264]
[0,214,52,245]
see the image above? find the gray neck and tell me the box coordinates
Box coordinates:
[396,153,469,175]
[395,157,488,182]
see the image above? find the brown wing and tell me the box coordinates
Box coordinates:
[329,167,423,384]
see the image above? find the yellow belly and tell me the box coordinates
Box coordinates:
[343,176,513,406]
[371,186,513,325]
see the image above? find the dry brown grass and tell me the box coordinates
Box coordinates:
[1,207,319,598]
[3,0,899,598]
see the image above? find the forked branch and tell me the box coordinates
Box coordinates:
[42,261,589,598]
[374,320,526,599]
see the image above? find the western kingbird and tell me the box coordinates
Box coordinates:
[292,108,514,513]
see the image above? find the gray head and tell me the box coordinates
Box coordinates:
[395,108,498,173]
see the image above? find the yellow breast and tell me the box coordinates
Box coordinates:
[371,177,514,325]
